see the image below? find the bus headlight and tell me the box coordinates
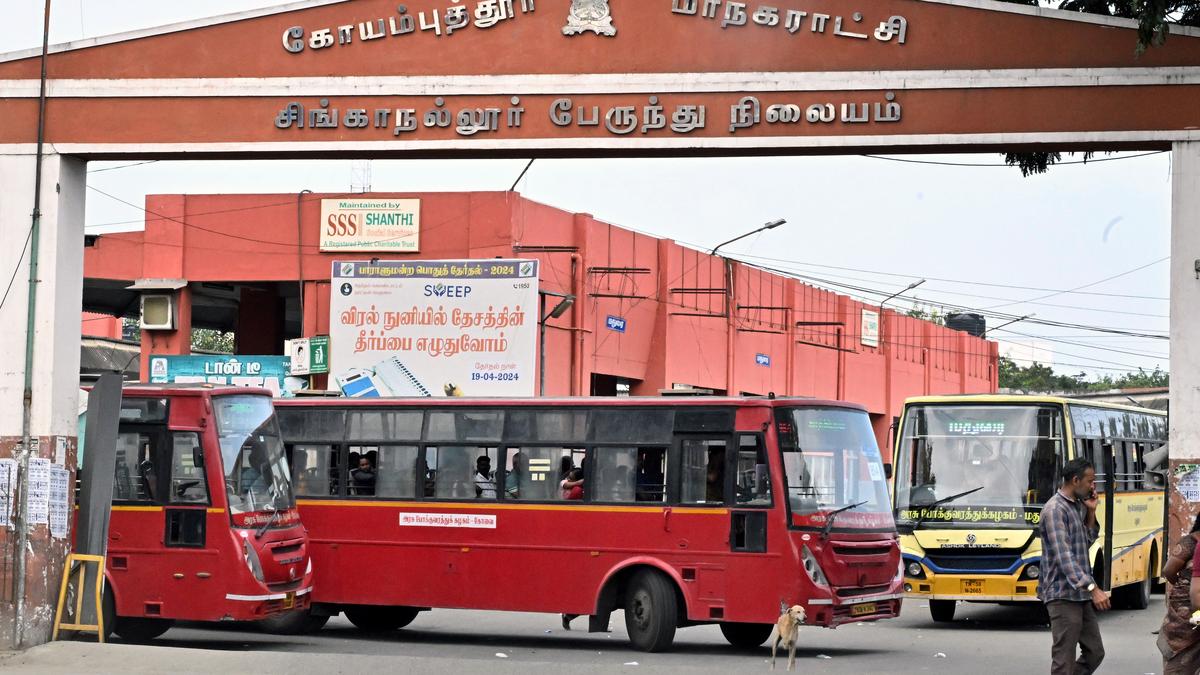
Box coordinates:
[306,558,312,577]
[801,545,829,588]
[243,539,265,583]
[906,561,927,580]
[1020,563,1040,581]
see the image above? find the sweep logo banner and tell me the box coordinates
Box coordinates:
[329,259,539,398]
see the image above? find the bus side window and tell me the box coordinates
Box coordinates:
[1114,441,1129,492]
[291,444,338,497]
[505,447,583,501]
[169,432,208,504]
[113,431,155,502]
[735,434,772,506]
[590,447,668,503]
[679,439,727,505]
[428,446,497,499]
[372,446,419,499]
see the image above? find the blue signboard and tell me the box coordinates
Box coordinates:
[755,354,771,367]
[606,316,627,333]
[148,355,303,397]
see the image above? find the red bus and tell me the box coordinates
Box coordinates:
[101,384,313,640]
[272,396,901,651]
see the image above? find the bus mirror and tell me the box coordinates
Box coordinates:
[884,463,893,481]
[193,444,204,468]
[754,465,768,494]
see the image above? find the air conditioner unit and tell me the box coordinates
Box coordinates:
[139,293,176,330]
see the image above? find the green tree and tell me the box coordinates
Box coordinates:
[999,356,1169,392]
[191,328,235,354]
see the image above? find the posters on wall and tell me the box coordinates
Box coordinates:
[148,355,305,397]
[329,259,539,398]
[861,309,880,348]
[26,458,50,526]
[49,466,71,539]
[0,458,14,528]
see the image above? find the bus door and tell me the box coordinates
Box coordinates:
[110,421,216,618]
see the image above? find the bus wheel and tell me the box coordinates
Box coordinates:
[100,583,116,642]
[719,622,773,649]
[929,600,956,623]
[624,570,678,653]
[1114,560,1152,611]
[344,606,420,632]
[258,609,330,635]
[112,617,174,642]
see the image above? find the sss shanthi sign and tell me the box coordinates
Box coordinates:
[320,198,421,252]
[148,355,303,397]
[329,259,539,398]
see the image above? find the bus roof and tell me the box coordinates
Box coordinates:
[121,383,275,399]
[902,393,1166,416]
[276,396,867,412]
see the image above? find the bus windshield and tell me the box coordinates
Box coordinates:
[894,404,1062,528]
[776,408,893,526]
[214,395,295,518]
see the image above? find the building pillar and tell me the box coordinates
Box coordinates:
[1170,142,1200,546]
[236,286,282,355]
[0,151,86,648]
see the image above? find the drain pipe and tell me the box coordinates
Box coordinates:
[14,0,53,648]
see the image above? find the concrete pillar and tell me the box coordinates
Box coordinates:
[1170,142,1200,546]
[0,150,86,648]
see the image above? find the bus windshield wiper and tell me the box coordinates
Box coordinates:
[913,486,985,528]
[255,503,280,540]
[821,500,869,539]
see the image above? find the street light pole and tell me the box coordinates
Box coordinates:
[538,291,575,396]
[710,218,787,256]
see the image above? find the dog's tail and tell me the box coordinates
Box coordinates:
[779,599,788,615]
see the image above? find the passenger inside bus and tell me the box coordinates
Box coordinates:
[475,455,497,498]
[505,451,525,498]
[350,454,376,496]
[561,467,584,500]
[706,448,726,503]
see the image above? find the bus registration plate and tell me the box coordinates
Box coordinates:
[850,603,876,617]
[283,592,295,610]
[962,580,984,595]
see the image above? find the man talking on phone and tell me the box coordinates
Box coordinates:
[1041,458,1109,674]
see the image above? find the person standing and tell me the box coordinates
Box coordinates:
[1158,514,1200,673]
[1041,458,1110,675]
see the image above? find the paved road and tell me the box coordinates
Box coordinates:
[97,595,1167,674]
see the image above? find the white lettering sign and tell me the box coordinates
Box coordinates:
[329,259,539,397]
[398,512,498,529]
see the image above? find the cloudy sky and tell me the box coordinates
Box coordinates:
[7,1,1172,381]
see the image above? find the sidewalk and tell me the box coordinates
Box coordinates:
[0,641,662,674]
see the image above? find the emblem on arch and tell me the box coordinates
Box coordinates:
[563,0,616,36]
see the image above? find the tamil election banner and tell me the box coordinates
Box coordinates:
[329,259,538,398]
[148,355,304,397]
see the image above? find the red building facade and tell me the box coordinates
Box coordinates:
[82,191,997,459]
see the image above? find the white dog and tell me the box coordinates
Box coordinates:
[770,604,806,671]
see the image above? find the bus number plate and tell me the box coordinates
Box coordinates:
[283,592,295,610]
[961,580,984,595]
[851,603,876,617]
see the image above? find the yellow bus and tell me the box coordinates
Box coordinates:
[892,395,1167,622]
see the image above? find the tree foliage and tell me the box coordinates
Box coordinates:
[191,328,235,354]
[999,356,1169,393]
[997,0,1200,175]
